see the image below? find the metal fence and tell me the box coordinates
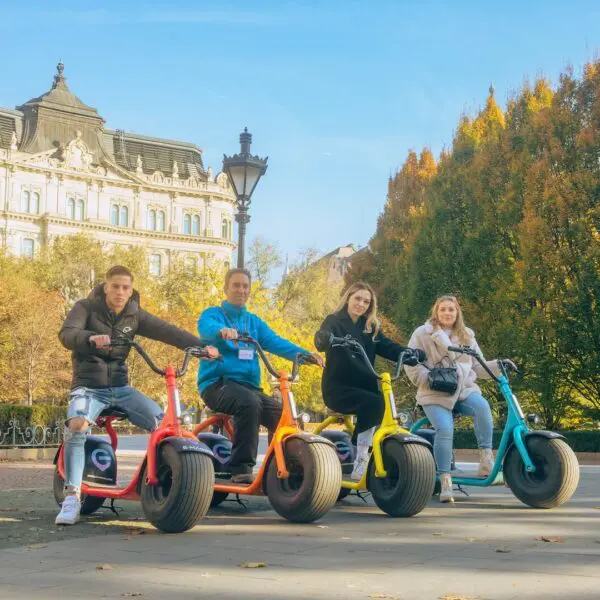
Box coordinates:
[0,418,65,448]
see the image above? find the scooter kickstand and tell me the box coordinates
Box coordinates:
[109,499,123,516]
[455,484,469,497]
[234,494,249,511]
[355,489,371,503]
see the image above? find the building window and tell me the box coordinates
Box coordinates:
[192,214,200,236]
[76,199,85,221]
[67,197,75,219]
[183,214,191,234]
[157,210,166,232]
[184,256,197,274]
[120,206,128,227]
[110,204,119,226]
[21,238,34,258]
[32,192,40,214]
[149,254,162,276]
[21,191,40,214]
[147,209,156,231]
[22,191,30,213]
[222,218,228,239]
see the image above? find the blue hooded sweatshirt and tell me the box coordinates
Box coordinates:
[197,301,310,393]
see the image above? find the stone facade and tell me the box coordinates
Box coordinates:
[0,62,236,273]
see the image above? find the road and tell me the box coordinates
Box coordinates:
[0,451,599,599]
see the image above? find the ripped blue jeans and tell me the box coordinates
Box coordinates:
[64,386,163,493]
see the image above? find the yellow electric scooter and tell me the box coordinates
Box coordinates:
[313,332,436,517]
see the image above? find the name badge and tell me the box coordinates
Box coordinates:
[238,347,254,361]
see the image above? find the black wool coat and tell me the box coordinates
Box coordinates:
[315,310,408,410]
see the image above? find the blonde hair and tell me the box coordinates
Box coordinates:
[336,281,380,338]
[428,295,471,344]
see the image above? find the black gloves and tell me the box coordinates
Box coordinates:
[404,348,427,366]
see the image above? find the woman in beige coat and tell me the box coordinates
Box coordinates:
[405,296,514,502]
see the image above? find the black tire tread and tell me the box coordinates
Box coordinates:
[141,445,214,533]
[504,437,579,509]
[368,439,436,518]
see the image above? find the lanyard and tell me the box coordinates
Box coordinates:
[221,306,248,335]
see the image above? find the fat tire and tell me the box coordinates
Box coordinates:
[367,437,436,517]
[141,444,214,533]
[266,439,341,523]
[503,437,579,509]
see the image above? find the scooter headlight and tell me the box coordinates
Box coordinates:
[526,413,541,425]
[300,412,310,424]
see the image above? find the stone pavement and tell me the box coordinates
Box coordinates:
[0,463,598,600]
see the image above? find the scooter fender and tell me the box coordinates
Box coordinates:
[283,432,337,449]
[523,430,566,441]
[159,436,214,458]
[388,432,432,448]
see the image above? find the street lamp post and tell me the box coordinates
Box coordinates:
[222,128,268,268]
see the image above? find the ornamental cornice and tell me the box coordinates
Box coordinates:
[0,157,236,204]
[1,210,236,248]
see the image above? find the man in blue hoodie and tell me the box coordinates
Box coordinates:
[198,268,323,483]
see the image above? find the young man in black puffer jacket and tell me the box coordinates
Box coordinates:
[55,265,218,526]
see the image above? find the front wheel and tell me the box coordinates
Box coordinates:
[266,439,342,523]
[368,437,436,517]
[503,436,579,509]
[141,444,214,533]
[53,468,106,515]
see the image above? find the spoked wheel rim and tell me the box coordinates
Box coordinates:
[151,463,173,504]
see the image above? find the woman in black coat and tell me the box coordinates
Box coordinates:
[315,281,423,481]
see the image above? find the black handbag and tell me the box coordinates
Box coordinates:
[427,356,458,395]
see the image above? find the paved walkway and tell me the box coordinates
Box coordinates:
[0,463,598,600]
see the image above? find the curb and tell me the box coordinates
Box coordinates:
[0,447,58,461]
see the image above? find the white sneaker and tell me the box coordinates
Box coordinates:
[55,495,81,525]
[478,448,494,477]
[439,473,455,503]
[351,455,369,481]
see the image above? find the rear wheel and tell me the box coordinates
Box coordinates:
[141,444,214,533]
[503,436,579,508]
[368,437,436,517]
[266,439,341,523]
[53,468,106,515]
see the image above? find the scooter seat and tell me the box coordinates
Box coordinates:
[97,407,129,420]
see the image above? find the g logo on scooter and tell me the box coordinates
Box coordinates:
[334,440,351,461]
[91,448,112,472]
[212,442,232,464]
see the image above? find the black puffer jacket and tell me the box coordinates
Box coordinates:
[59,285,205,389]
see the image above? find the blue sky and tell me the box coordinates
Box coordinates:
[2,1,599,278]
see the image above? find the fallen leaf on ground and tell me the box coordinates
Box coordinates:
[123,527,146,536]
[536,536,564,543]
[439,595,477,600]
[369,594,399,599]
[495,548,511,553]
[317,525,329,529]
[121,594,143,598]
[432,532,444,536]
[340,537,352,540]
[27,543,47,549]
[238,562,267,568]
[0,508,16,512]
[96,564,113,571]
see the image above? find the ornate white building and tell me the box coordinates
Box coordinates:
[0,62,236,274]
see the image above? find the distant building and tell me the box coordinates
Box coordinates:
[316,243,366,283]
[0,62,236,273]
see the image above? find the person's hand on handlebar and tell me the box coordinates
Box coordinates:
[501,359,518,373]
[302,352,325,368]
[403,348,427,367]
[219,328,239,341]
[204,346,221,360]
[89,334,111,349]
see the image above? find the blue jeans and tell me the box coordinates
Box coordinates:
[422,392,493,474]
[64,386,163,492]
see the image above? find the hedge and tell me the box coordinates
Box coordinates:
[453,429,600,453]
[0,405,67,430]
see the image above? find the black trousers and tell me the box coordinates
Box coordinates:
[202,379,282,475]
[324,386,384,446]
